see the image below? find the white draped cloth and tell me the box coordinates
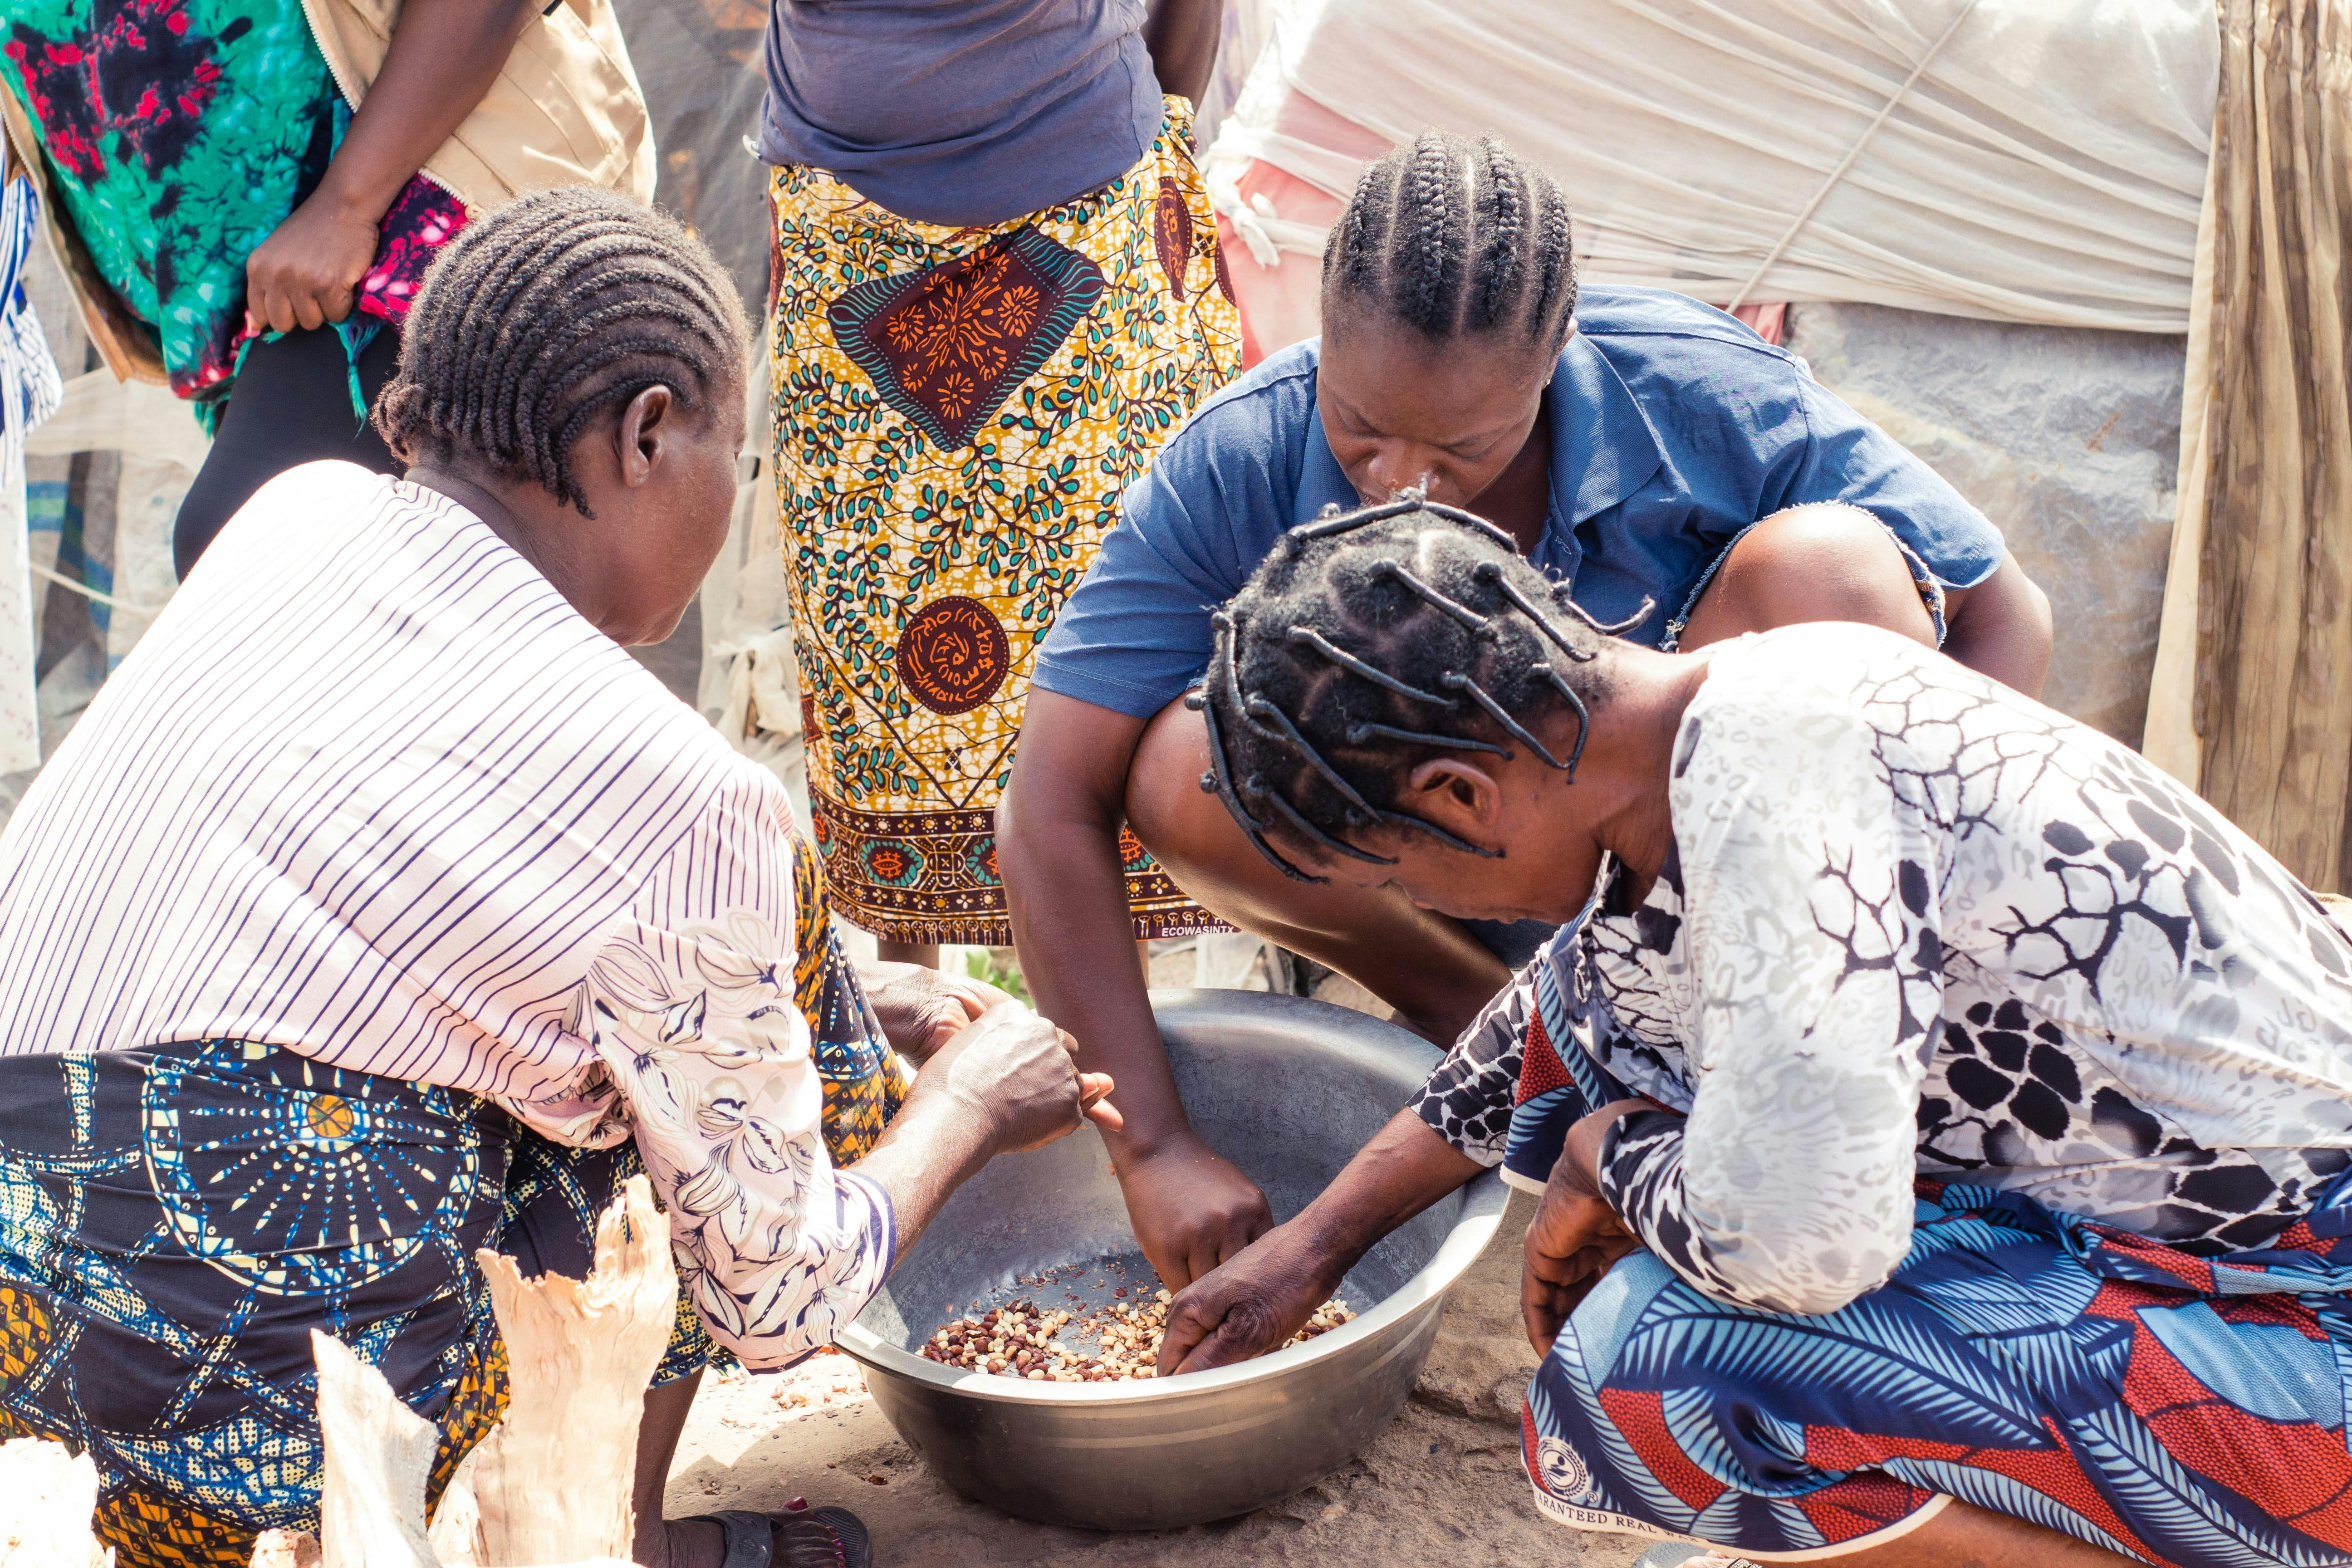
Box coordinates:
[1207,0,2217,333]
[0,171,62,777]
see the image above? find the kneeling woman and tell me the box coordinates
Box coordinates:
[1166,499,2352,1567]
[0,191,1110,1568]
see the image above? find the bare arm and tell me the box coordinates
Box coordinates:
[1940,550,2053,698]
[999,690,1272,1286]
[1142,0,1225,103]
[245,0,532,333]
[1000,692,1173,1144]
[1676,508,2052,699]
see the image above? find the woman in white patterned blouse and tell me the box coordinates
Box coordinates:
[1161,498,2352,1568]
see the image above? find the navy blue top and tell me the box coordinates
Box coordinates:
[1031,286,2006,720]
[759,0,1163,228]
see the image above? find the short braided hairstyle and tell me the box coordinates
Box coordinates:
[1323,131,1577,351]
[1193,497,1645,882]
[376,186,749,517]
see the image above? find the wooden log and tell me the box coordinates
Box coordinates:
[250,1530,322,1568]
[425,1478,479,1568]
[466,1176,677,1568]
[2169,0,2352,892]
[312,1330,438,1568]
[0,1437,108,1568]
[287,1329,638,1568]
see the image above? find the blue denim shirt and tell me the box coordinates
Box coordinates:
[1031,286,2005,720]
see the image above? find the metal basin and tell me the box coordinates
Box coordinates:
[837,989,1509,1530]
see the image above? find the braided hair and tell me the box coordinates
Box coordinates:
[1323,131,1577,351]
[1193,496,1646,882]
[376,187,749,518]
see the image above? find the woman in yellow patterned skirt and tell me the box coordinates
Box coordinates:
[760,0,1240,959]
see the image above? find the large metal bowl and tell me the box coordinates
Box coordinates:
[836,989,1509,1530]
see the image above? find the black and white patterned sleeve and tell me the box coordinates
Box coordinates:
[1409,965,1537,1166]
[1595,683,1945,1315]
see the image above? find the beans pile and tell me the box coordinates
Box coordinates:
[918,1287,1354,1382]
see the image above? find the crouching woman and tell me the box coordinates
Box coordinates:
[0,190,1112,1568]
[1160,498,2352,1567]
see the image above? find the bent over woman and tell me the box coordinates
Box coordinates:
[1000,129,2052,1296]
[0,190,1108,1568]
[1164,499,2352,1568]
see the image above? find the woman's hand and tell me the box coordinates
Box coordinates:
[1522,1099,1653,1354]
[854,1004,1117,1262]
[1156,1214,1337,1375]
[238,0,533,335]
[916,1001,1120,1152]
[245,195,381,335]
[1155,1109,1481,1372]
[861,961,1011,1065]
[1117,1136,1274,1293]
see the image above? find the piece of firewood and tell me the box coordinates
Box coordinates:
[312,1330,438,1568]
[425,1476,479,1568]
[250,1530,321,1568]
[0,1437,108,1568]
[467,1176,676,1568]
[287,1334,637,1568]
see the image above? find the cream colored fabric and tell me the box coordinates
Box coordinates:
[2150,0,2351,893]
[1205,0,2216,332]
[698,328,810,818]
[301,0,657,213]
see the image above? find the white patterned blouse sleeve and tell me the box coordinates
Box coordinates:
[524,776,892,1372]
[1597,689,1945,1315]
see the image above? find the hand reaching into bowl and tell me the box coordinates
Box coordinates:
[1155,1215,1339,1376]
[856,1002,1119,1257]
[1157,1108,1484,1375]
[921,1001,1121,1150]
[1117,1137,1273,1293]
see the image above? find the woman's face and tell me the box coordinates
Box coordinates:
[1316,318,1555,510]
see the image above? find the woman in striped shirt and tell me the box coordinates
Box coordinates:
[0,188,1109,1568]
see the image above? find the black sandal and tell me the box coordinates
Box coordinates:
[689,1504,872,1568]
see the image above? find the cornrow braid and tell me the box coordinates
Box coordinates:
[1190,494,1644,882]
[376,187,750,517]
[1322,131,1578,352]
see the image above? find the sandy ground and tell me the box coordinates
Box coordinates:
[662,1187,1646,1568]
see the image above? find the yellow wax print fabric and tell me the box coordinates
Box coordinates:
[768,98,1242,944]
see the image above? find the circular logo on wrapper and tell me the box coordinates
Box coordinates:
[1535,1436,1591,1501]
[896,596,1011,716]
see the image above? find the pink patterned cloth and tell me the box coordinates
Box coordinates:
[356,172,466,323]
[224,171,466,368]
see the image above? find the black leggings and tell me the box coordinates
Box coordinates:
[173,323,405,579]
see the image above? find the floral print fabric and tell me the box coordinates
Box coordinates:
[539,817,898,1370]
[767,98,1241,944]
[0,0,465,410]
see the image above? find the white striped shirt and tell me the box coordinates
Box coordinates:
[0,461,889,1368]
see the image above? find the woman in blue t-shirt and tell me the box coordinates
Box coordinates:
[998,131,2054,1293]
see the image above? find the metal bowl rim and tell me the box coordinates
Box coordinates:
[838,1166,1504,1405]
[838,990,1509,1403]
